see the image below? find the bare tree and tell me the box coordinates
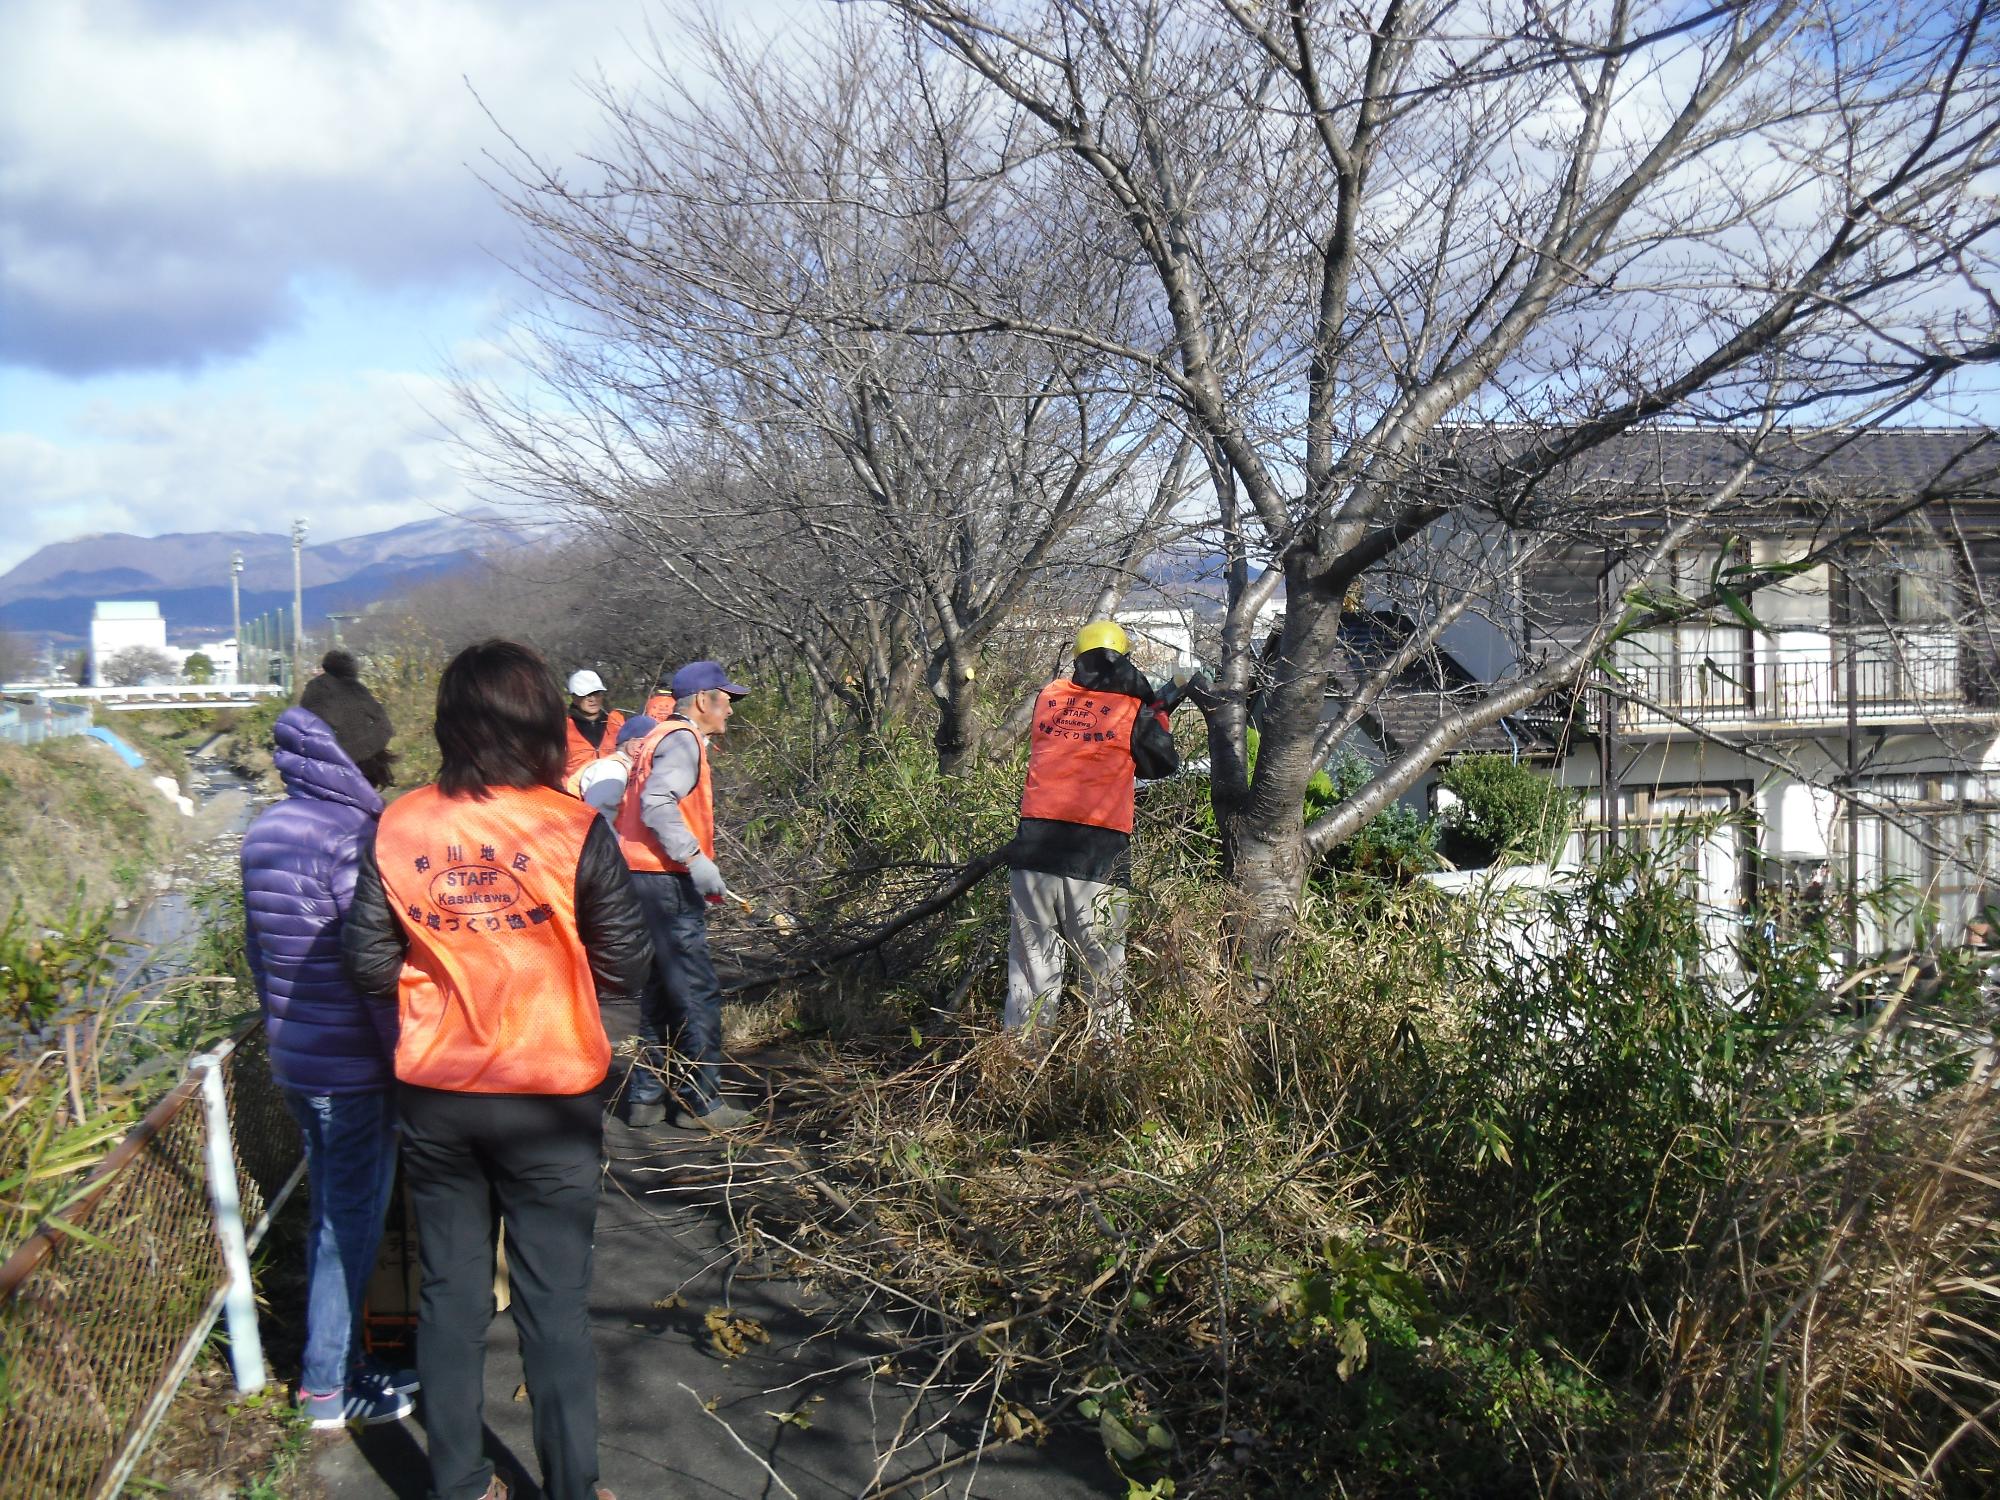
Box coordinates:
[98,646,178,687]
[350,536,741,706]
[0,629,32,683]
[876,0,2000,954]
[462,10,1190,770]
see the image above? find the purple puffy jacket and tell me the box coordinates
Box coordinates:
[241,707,394,1094]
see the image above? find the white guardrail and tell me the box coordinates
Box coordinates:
[19,685,288,703]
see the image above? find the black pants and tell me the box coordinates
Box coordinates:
[399,1085,603,1500]
[627,870,725,1115]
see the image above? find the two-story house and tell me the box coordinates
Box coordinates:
[1499,427,2000,957]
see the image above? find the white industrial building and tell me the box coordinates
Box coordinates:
[173,638,240,683]
[88,601,169,686]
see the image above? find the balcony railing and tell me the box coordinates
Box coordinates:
[1607,627,1999,730]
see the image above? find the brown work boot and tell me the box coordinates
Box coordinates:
[479,1477,509,1500]
[594,1489,617,1499]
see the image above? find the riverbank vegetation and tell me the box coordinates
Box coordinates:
[1,706,255,1257]
[0,894,250,1257]
[0,737,182,923]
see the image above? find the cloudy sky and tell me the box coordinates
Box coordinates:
[0,0,810,578]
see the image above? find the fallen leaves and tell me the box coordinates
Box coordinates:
[765,1393,825,1430]
[705,1305,770,1358]
[991,1400,1048,1445]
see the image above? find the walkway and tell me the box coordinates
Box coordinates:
[312,1001,1114,1500]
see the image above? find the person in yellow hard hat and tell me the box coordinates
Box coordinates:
[1007,619,1180,1039]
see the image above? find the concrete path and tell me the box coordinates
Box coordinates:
[312,1013,1115,1500]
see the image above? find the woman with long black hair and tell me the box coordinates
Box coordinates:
[343,639,650,1500]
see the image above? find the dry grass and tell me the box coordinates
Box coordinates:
[701,770,1999,1497]
[0,738,182,922]
[1650,1076,2000,1495]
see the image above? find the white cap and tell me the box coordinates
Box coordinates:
[567,669,607,696]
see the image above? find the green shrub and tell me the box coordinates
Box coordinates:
[1438,753,1577,865]
[1312,748,1440,880]
[1229,733,1440,881]
[1440,752,1576,868]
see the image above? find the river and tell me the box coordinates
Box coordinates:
[112,735,268,982]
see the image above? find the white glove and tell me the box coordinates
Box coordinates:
[686,854,726,901]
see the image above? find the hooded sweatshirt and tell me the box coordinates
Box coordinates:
[241,707,394,1094]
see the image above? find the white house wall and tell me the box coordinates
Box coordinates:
[1556,726,2000,953]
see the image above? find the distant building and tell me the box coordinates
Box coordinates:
[173,637,240,683]
[89,601,167,685]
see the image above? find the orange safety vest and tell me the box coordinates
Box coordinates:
[642,692,676,720]
[563,709,625,778]
[1018,678,1142,834]
[615,721,715,874]
[373,784,612,1095]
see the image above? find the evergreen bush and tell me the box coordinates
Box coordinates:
[1438,753,1577,865]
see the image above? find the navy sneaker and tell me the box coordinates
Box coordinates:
[354,1357,420,1396]
[298,1382,413,1430]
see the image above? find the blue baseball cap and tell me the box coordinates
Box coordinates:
[671,661,749,698]
[614,715,657,746]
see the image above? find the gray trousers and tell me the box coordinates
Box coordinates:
[1005,868,1131,1037]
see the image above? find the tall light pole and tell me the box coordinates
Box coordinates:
[229,551,244,685]
[290,519,307,697]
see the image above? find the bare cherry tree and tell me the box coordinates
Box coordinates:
[98,646,178,688]
[879,0,2000,951]
[461,11,1189,770]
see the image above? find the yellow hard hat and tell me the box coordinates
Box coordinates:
[1075,619,1129,656]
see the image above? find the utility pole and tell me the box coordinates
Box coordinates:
[229,551,244,685]
[290,519,307,698]
[1597,548,1620,854]
[1842,560,1862,962]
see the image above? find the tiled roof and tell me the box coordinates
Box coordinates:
[1438,425,2000,501]
[1325,610,1532,756]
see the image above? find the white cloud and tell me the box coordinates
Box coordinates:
[0,0,815,374]
[6,369,497,572]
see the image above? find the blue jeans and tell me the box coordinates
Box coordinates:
[627,870,725,1115]
[282,1087,400,1394]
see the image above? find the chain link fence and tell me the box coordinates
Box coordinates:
[0,1024,303,1499]
[0,699,94,746]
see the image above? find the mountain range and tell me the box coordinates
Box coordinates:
[0,511,533,643]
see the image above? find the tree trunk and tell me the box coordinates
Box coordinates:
[1217,802,1310,990]
[932,678,982,776]
[1212,564,1343,980]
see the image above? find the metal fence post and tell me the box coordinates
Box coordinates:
[191,1054,266,1393]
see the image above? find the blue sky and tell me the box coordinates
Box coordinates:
[0,0,811,577]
